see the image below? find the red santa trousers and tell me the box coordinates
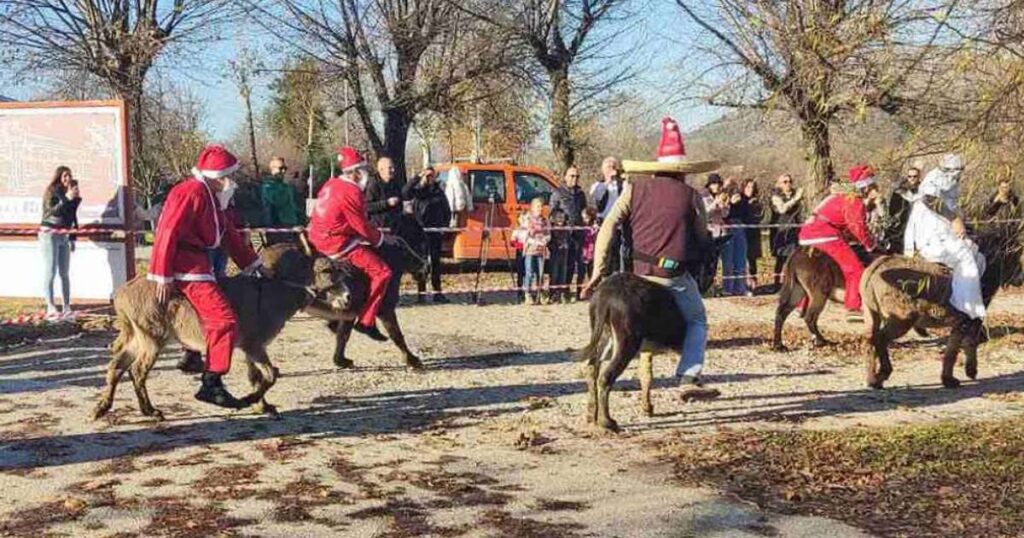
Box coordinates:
[178,280,237,374]
[813,240,864,311]
[344,245,393,327]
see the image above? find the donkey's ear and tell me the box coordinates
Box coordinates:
[298,232,314,258]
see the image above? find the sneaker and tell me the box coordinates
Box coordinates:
[45,306,60,320]
[195,372,245,409]
[354,323,389,342]
[675,374,704,388]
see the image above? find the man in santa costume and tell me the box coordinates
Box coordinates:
[308,147,392,341]
[904,154,986,332]
[149,144,264,409]
[797,165,878,322]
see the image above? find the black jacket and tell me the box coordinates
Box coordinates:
[365,176,405,229]
[403,177,451,229]
[41,185,81,229]
[550,185,588,226]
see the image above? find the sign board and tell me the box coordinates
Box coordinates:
[0,100,133,301]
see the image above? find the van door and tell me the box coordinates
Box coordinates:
[461,169,512,260]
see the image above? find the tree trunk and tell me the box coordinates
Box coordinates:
[243,86,259,176]
[799,115,835,197]
[382,108,412,185]
[549,67,574,171]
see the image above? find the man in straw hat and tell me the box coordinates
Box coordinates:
[149,144,265,409]
[581,117,720,394]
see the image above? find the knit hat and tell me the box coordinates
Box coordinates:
[192,145,240,179]
[622,116,719,175]
[337,147,367,172]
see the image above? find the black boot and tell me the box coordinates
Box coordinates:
[177,350,205,374]
[195,372,245,409]
[354,323,388,342]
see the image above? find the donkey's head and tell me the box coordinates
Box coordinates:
[977,221,1024,290]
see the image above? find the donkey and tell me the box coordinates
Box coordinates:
[860,227,1024,389]
[327,214,430,370]
[770,246,849,351]
[577,272,688,433]
[93,241,351,421]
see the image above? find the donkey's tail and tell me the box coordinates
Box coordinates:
[576,301,609,363]
[109,307,132,356]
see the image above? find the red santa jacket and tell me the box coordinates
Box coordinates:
[308,176,383,258]
[798,192,874,250]
[147,177,260,284]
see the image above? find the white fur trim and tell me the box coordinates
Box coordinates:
[191,161,240,179]
[854,176,876,189]
[657,154,686,163]
[375,234,385,248]
[173,272,217,282]
[146,274,175,284]
[340,163,367,173]
[799,237,839,246]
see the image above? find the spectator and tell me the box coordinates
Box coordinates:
[742,179,765,292]
[885,166,921,253]
[985,177,1020,221]
[39,166,80,318]
[721,177,750,296]
[580,207,599,282]
[511,212,529,302]
[365,156,404,230]
[404,166,452,303]
[521,197,550,305]
[549,165,589,301]
[261,156,302,246]
[590,157,628,274]
[547,209,570,303]
[702,174,728,238]
[769,174,803,291]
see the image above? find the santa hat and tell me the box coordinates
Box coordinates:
[192,145,239,179]
[621,116,719,175]
[337,147,367,172]
[657,117,687,163]
[848,165,876,190]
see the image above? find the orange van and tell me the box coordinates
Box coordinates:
[435,162,560,261]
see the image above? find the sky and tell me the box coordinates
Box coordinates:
[0,1,725,145]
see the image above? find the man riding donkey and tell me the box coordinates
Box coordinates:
[903,154,987,339]
[582,117,721,396]
[149,144,266,408]
[796,165,879,322]
[307,147,395,342]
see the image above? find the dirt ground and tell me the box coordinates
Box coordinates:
[2,289,1024,537]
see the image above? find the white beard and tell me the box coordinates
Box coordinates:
[357,168,370,191]
[218,179,237,210]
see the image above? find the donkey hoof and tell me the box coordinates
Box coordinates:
[262,403,280,419]
[147,409,165,422]
[334,357,355,369]
[594,419,620,434]
[771,343,789,353]
[867,379,885,390]
[812,337,831,348]
[965,363,978,380]
[641,405,654,417]
[942,376,961,389]
[92,402,111,421]
[405,355,425,371]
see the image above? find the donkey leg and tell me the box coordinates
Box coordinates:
[331,320,356,369]
[583,336,611,425]
[771,285,804,352]
[93,349,134,420]
[242,348,279,417]
[878,319,913,383]
[804,291,831,347]
[596,334,640,433]
[638,351,654,417]
[964,343,978,380]
[128,346,164,421]
[941,330,964,388]
[865,312,884,389]
[379,309,423,370]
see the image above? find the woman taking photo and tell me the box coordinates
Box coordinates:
[40,166,80,318]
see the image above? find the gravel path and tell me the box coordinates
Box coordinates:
[1,290,1022,537]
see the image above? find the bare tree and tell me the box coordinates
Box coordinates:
[0,1,235,165]
[674,0,964,190]
[251,0,509,183]
[460,0,635,170]
[228,48,263,176]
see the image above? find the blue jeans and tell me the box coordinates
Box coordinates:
[523,254,545,295]
[39,232,71,310]
[648,272,708,378]
[721,228,748,295]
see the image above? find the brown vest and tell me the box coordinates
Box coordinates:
[629,174,695,278]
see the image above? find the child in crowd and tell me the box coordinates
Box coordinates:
[522,197,550,305]
[580,207,599,287]
[511,212,529,302]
